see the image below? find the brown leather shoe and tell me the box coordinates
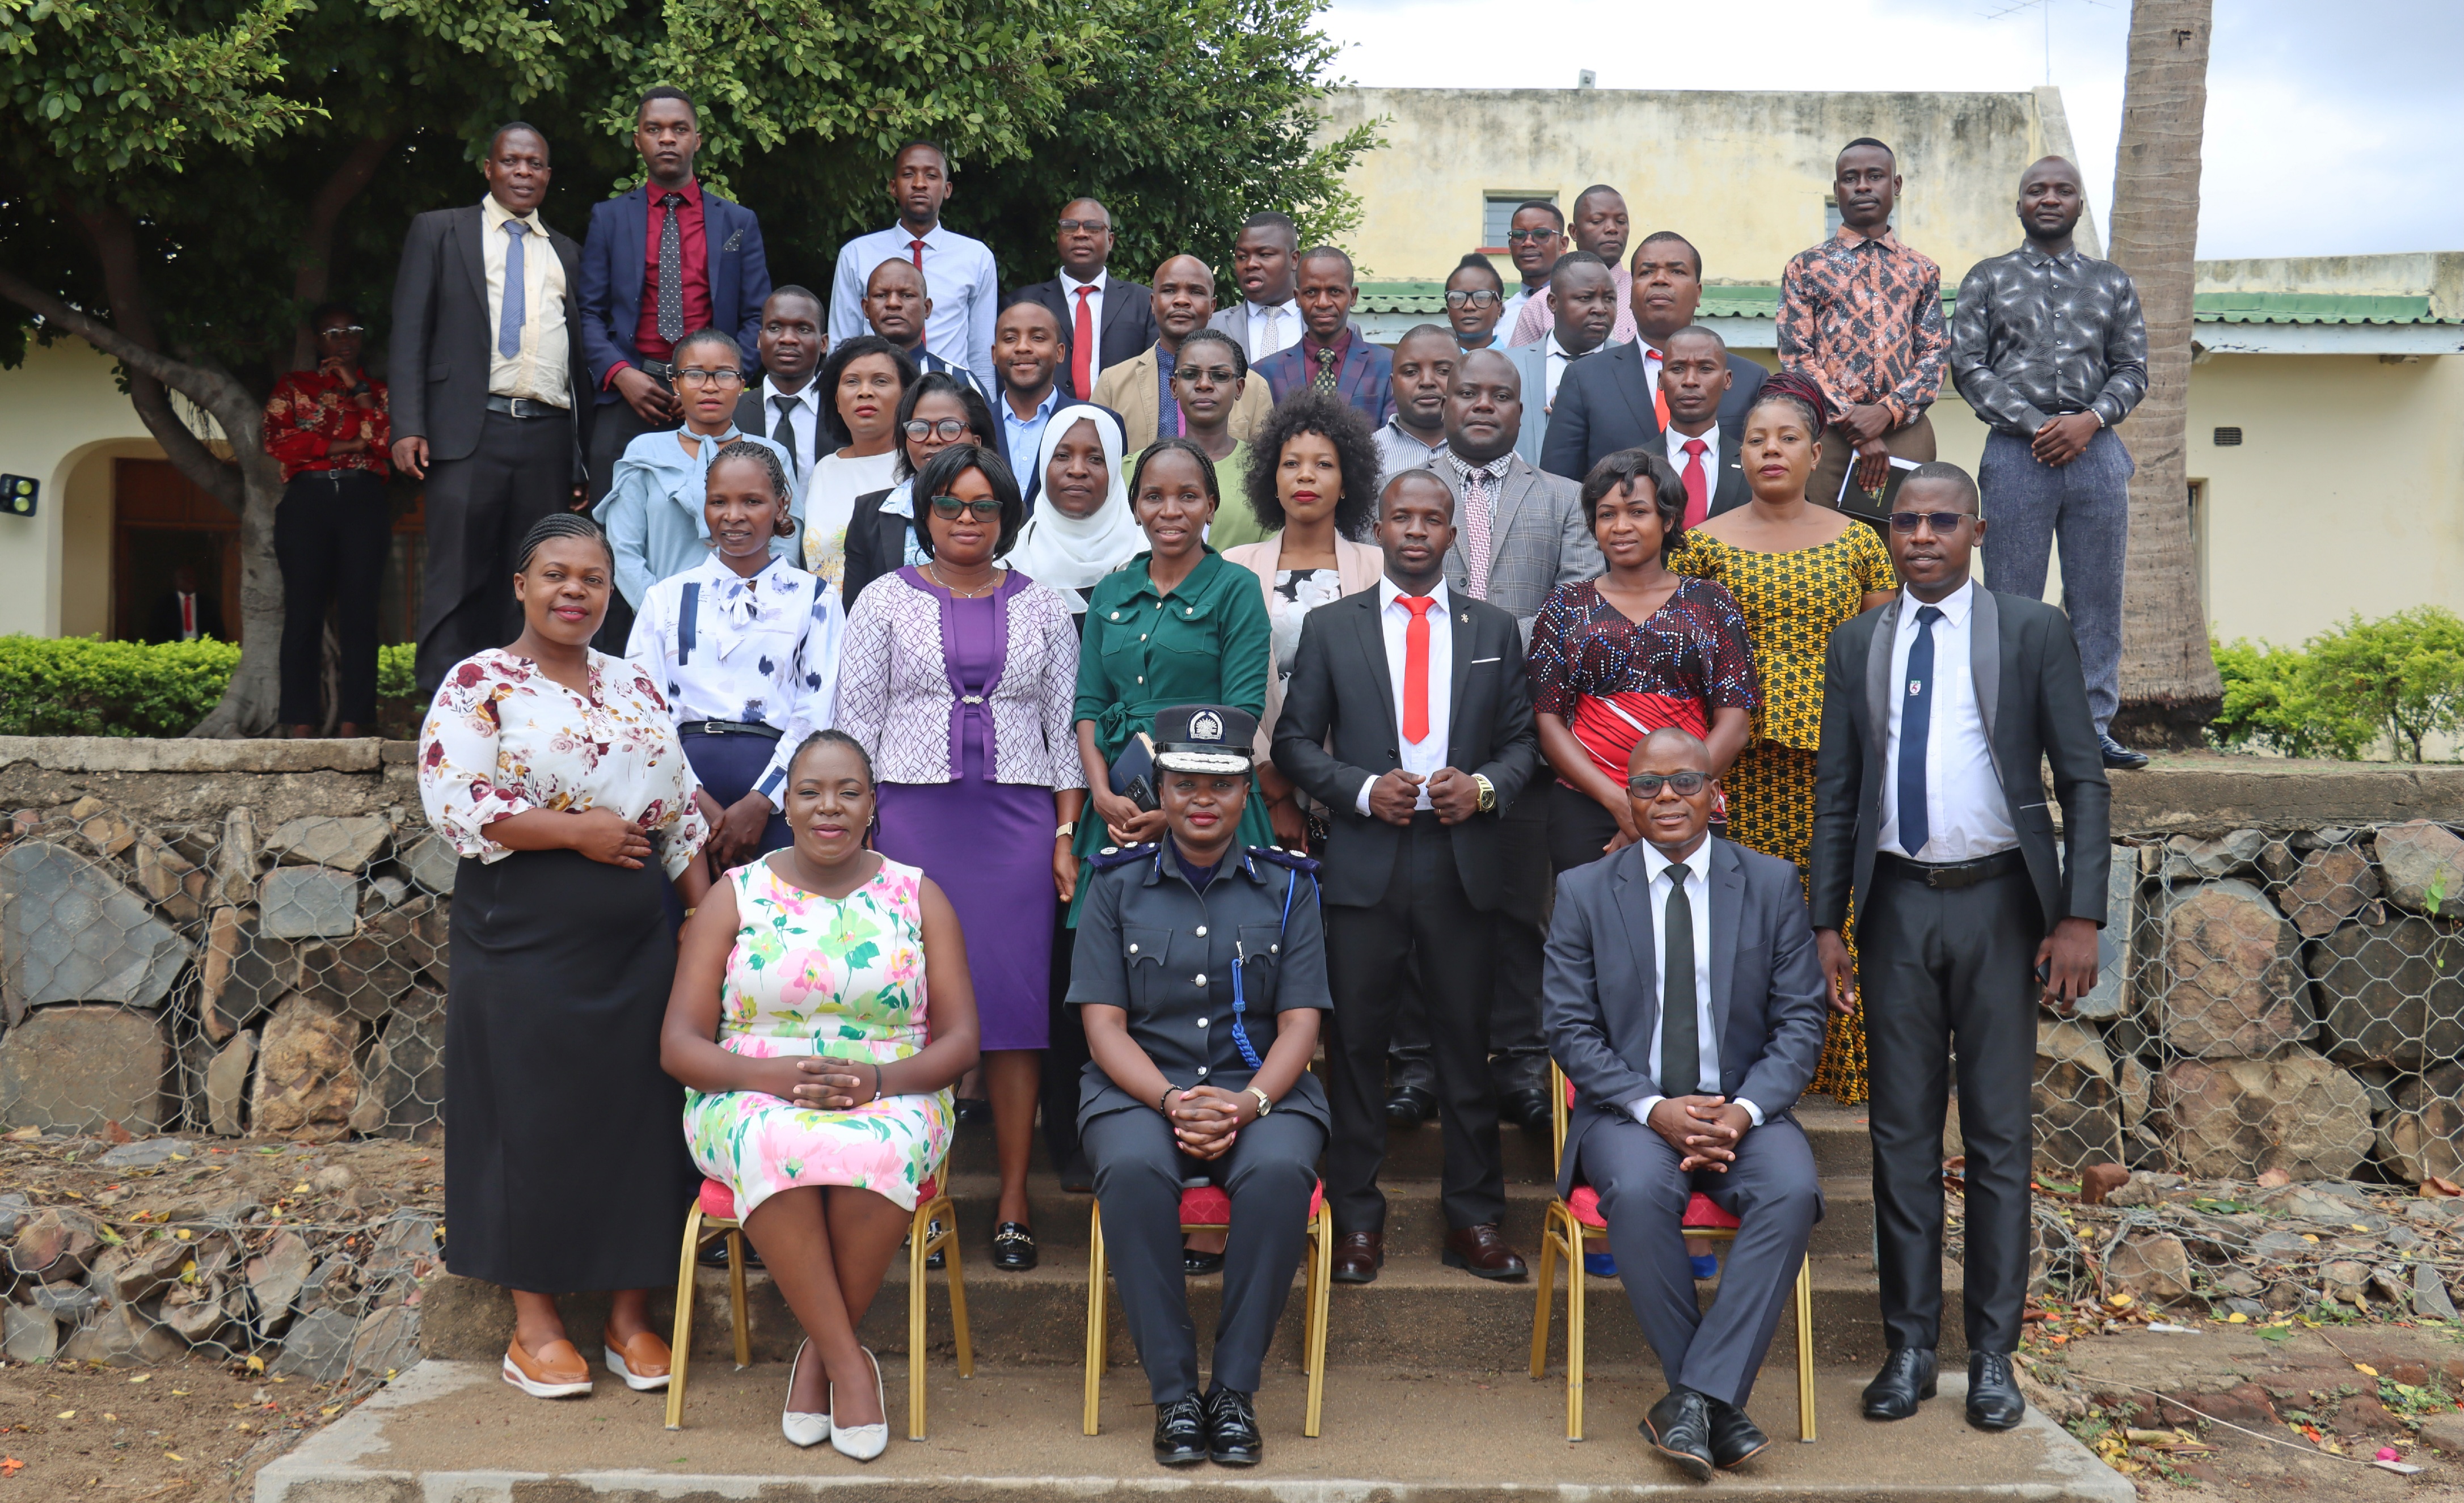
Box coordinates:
[602,1325,672,1391]
[501,1334,592,1398]
[1442,1223,1529,1280]
[1328,1230,1383,1284]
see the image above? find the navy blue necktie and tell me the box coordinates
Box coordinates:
[1898,605,1944,856]
[498,221,528,359]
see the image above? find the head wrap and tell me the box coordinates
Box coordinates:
[1002,406,1140,610]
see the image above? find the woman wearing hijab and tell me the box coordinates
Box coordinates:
[1006,405,1144,617]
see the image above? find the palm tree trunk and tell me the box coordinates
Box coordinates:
[2106,0,2221,748]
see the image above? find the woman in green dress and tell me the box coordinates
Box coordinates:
[1072,436,1275,897]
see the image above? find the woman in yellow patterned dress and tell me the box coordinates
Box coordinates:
[1669,371,1896,1103]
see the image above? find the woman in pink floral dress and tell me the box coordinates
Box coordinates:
[661,729,981,1460]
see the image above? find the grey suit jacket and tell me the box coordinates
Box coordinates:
[1421,452,1602,640]
[1808,587,2112,937]
[1206,305,1368,355]
[1542,836,1830,1198]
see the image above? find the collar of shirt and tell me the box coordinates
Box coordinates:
[1150,834,1265,889]
[1639,835,1709,890]
[1834,222,1902,251]
[762,378,819,413]
[2016,241,2085,270]
[1003,383,1061,429]
[1245,298,1292,322]
[1544,332,1599,364]
[1377,575,1452,615]
[1897,577,1977,632]
[480,193,548,237]
[1060,265,1109,296]
[887,221,946,252]
[1382,416,1446,454]
[648,176,703,209]
[1446,449,1513,484]
[1665,421,1719,467]
[1298,325,1352,365]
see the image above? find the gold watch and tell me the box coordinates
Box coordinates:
[1247,1086,1273,1117]
[1472,773,1497,813]
[1056,820,1078,839]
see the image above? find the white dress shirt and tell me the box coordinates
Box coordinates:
[1058,265,1108,383]
[1664,419,1720,479]
[1242,298,1301,364]
[1880,579,2018,860]
[757,377,822,483]
[479,193,570,407]
[829,222,1001,394]
[1626,838,1765,1129]
[1353,577,1454,815]
[1542,332,1600,409]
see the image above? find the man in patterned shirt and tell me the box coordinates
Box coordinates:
[1777,138,1948,521]
[1952,156,2149,769]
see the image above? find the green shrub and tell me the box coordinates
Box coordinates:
[2210,607,2464,762]
[377,642,416,703]
[0,635,241,737]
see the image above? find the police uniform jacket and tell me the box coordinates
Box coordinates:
[1066,839,1333,1135]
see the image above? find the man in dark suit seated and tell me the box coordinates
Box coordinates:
[1014,198,1158,403]
[1541,232,1766,483]
[1543,724,1828,1479]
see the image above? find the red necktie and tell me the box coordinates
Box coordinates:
[908,239,929,352]
[1647,347,1669,430]
[1400,595,1436,744]
[1072,285,1097,399]
[1681,438,1710,529]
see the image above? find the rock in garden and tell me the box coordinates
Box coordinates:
[206,1031,254,1137]
[306,930,416,1023]
[214,805,259,907]
[9,1206,101,1278]
[2033,1019,2121,1174]
[362,875,409,910]
[161,1283,232,1343]
[246,1228,312,1335]
[99,1136,194,1170]
[263,815,391,873]
[2213,1266,2264,1298]
[2309,916,2464,1069]
[258,867,360,940]
[2081,1163,2130,1205]
[1,1303,56,1363]
[2420,1412,2464,1457]
[2251,1230,2314,1261]
[2154,1049,2372,1181]
[269,1306,358,1380]
[2277,846,2381,939]
[414,898,450,981]
[0,1006,171,1133]
[70,796,135,858]
[250,994,361,1141]
[2106,1231,2196,1303]
[349,1302,421,1377]
[365,986,445,1142]
[2319,1259,2370,1304]
[0,841,192,1024]
[58,1299,181,1366]
[200,908,292,1040]
[132,831,209,923]
[362,896,437,973]
[98,1232,193,1303]
[2375,822,2464,917]
[2073,847,2138,1020]
[2425,1263,2464,1320]
[399,832,459,897]
[2379,1062,2464,1185]
[2161,829,2267,881]
[2149,879,2313,1058]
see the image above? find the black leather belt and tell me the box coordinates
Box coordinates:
[635,358,676,379]
[678,720,782,741]
[1877,848,2026,890]
[484,394,568,419]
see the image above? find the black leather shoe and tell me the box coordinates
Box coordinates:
[2100,733,2149,770]
[1385,1084,1435,1128]
[1183,1246,1225,1275]
[1203,1385,1263,1466]
[955,1097,993,1126]
[1642,1389,1715,1481]
[697,1238,765,1270]
[1706,1396,1769,1470]
[1861,1347,1938,1421]
[1499,1086,1551,1132]
[990,1221,1037,1272]
[1967,1352,2026,1431]
[1152,1394,1206,1466]
[921,1216,946,1271]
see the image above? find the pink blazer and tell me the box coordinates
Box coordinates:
[1221,534,1385,763]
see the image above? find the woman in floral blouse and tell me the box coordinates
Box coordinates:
[660,730,981,1460]
[417,512,712,1403]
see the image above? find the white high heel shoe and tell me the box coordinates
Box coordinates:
[829,1345,889,1461]
[781,1339,829,1447]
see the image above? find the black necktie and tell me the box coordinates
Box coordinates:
[771,394,799,467]
[1659,861,1698,1099]
[1898,605,1944,856]
[656,192,686,346]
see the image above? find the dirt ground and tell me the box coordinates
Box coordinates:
[0,1354,377,1500]
[2,1128,444,1226]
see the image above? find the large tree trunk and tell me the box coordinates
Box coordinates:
[2106,0,2222,749]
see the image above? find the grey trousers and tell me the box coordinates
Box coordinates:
[1978,427,2134,736]
[1583,1114,1821,1410]
[1084,1105,1326,1404]
[1860,860,2041,1357]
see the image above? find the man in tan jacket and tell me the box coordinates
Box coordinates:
[1095,254,1272,451]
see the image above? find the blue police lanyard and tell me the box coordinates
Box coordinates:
[1227,867,1309,1070]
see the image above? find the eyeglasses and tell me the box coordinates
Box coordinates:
[1626,770,1709,798]
[1444,289,1502,309]
[1056,218,1111,234]
[319,324,368,336]
[1888,510,1973,534]
[929,495,1003,521]
[902,418,973,441]
[1173,366,1239,386]
[674,368,745,389]
[1504,227,1560,244]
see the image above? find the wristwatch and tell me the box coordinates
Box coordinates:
[1471,773,1497,814]
[1056,820,1077,839]
[1247,1086,1273,1117]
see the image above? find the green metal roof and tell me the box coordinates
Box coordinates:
[1355,281,2457,326]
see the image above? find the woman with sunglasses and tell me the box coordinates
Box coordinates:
[1668,370,1896,1105]
[841,370,998,608]
[594,329,798,623]
[837,443,1086,1273]
[1443,255,1509,352]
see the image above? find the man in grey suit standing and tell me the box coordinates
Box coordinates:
[1545,725,1828,1479]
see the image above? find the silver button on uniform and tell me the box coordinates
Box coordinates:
[1193,926,1207,937]
[1193,973,1207,986]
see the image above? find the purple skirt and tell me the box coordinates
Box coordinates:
[876,778,1056,1050]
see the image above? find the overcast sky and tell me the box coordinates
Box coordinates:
[1319,0,2463,261]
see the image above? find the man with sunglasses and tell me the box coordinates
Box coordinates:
[1507,186,1640,349]
[1542,725,1828,1479]
[1495,200,1565,331]
[1808,462,2108,1434]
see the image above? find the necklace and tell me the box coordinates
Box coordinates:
[927,560,1003,598]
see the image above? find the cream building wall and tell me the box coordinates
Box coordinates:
[0,340,162,639]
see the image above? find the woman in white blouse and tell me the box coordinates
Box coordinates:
[801,335,917,597]
[626,441,845,872]
[417,512,713,1402]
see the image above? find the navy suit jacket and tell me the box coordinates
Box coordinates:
[577,185,771,404]
[1257,335,1395,426]
[1539,344,1766,483]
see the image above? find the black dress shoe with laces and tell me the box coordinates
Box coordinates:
[2099,733,2149,770]
[1967,1352,2026,1431]
[1183,1246,1226,1274]
[1385,1084,1435,1128]
[1861,1347,1938,1421]
[1498,1086,1552,1132]
[990,1221,1037,1271]
[1152,1394,1207,1466]
[1643,1389,1715,1481]
[1706,1396,1770,1469]
[1204,1385,1263,1466]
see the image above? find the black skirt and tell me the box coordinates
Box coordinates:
[445,847,696,1291]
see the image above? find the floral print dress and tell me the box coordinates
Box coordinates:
[683,856,954,1215]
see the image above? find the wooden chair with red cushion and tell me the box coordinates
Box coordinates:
[1530,1061,1815,1442]
[664,1175,972,1439]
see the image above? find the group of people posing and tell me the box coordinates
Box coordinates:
[399,87,2130,1480]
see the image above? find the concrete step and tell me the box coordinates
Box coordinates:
[259,1358,2133,1502]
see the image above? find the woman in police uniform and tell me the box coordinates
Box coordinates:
[1068,703,1331,1469]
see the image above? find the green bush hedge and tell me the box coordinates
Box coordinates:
[0,637,424,737]
[2212,607,2464,762]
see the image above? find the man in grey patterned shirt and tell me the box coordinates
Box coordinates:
[1951,155,2150,769]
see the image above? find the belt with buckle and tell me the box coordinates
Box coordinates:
[677,720,782,741]
[636,358,676,380]
[1877,848,2026,890]
[484,394,568,419]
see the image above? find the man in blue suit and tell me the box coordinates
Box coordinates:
[1254,248,1394,427]
[577,86,771,510]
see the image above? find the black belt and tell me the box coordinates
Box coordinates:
[635,358,676,379]
[289,469,379,484]
[1876,848,2026,890]
[678,720,782,741]
[484,394,568,419]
